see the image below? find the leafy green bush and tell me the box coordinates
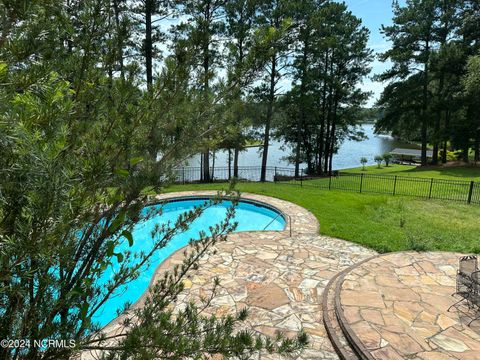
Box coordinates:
[360,157,368,170]
[406,232,429,252]
[383,153,393,166]
[374,155,384,168]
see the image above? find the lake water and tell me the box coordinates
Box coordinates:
[186,124,416,170]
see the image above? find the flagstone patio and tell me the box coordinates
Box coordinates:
[337,252,480,360]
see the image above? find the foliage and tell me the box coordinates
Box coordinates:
[374,155,384,168]
[0,1,308,359]
[254,0,293,181]
[383,153,393,167]
[377,0,480,165]
[405,232,429,252]
[463,53,480,95]
[360,157,368,170]
[275,0,372,176]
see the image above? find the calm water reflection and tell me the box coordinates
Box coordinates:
[187,124,416,170]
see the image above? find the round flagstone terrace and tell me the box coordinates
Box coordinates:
[81,192,480,360]
[338,252,480,360]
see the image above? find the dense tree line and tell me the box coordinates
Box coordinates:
[376,0,480,165]
[275,0,372,176]
[61,0,371,180]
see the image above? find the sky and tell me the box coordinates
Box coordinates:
[342,0,402,107]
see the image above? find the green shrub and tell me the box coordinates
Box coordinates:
[383,153,393,166]
[360,157,368,170]
[374,155,384,168]
[406,232,429,252]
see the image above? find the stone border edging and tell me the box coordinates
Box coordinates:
[322,272,358,360]
[333,255,381,360]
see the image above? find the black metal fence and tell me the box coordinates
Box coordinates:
[173,166,282,183]
[173,166,480,205]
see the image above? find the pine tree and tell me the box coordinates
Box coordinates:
[131,0,174,87]
[224,0,258,178]
[175,0,227,182]
[256,0,292,182]
[379,0,437,166]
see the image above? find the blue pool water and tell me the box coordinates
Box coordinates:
[93,198,285,327]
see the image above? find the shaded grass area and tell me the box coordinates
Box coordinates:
[165,182,480,254]
[343,164,480,181]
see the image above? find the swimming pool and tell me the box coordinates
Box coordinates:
[93,197,286,327]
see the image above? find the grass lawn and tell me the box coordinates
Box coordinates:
[277,164,480,203]
[164,181,480,255]
[343,164,480,181]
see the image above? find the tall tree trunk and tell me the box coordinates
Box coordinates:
[234,25,245,179]
[323,55,334,174]
[228,149,232,179]
[202,2,212,182]
[432,113,441,165]
[317,117,325,175]
[328,98,338,175]
[474,130,480,163]
[211,150,215,179]
[261,53,276,182]
[442,109,450,164]
[463,105,474,163]
[323,104,331,174]
[203,151,210,181]
[113,0,124,79]
[432,74,444,165]
[294,140,301,177]
[432,8,450,165]
[421,39,430,166]
[233,146,239,177]
[317,51,329,175]
[295,32,309,177]
[463,144,470,163]
[145,0,153,87]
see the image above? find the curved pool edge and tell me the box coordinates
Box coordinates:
[97,191,320,333]
[155,191,320,235]
[148,194,288,233]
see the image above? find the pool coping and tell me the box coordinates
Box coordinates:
[147,194,289,233]
[96,191,320,333]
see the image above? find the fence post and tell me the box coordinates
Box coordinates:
[329,173,332,190]
[468,181,474,204]
[300,169,303,187]
[428,178,434,199]
[182,167,185,184]
[359,173,364,193]
[274,167,277,183]
[393,175,397,195]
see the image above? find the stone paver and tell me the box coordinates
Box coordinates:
[80,192,375,359]
[338,252,480,360]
